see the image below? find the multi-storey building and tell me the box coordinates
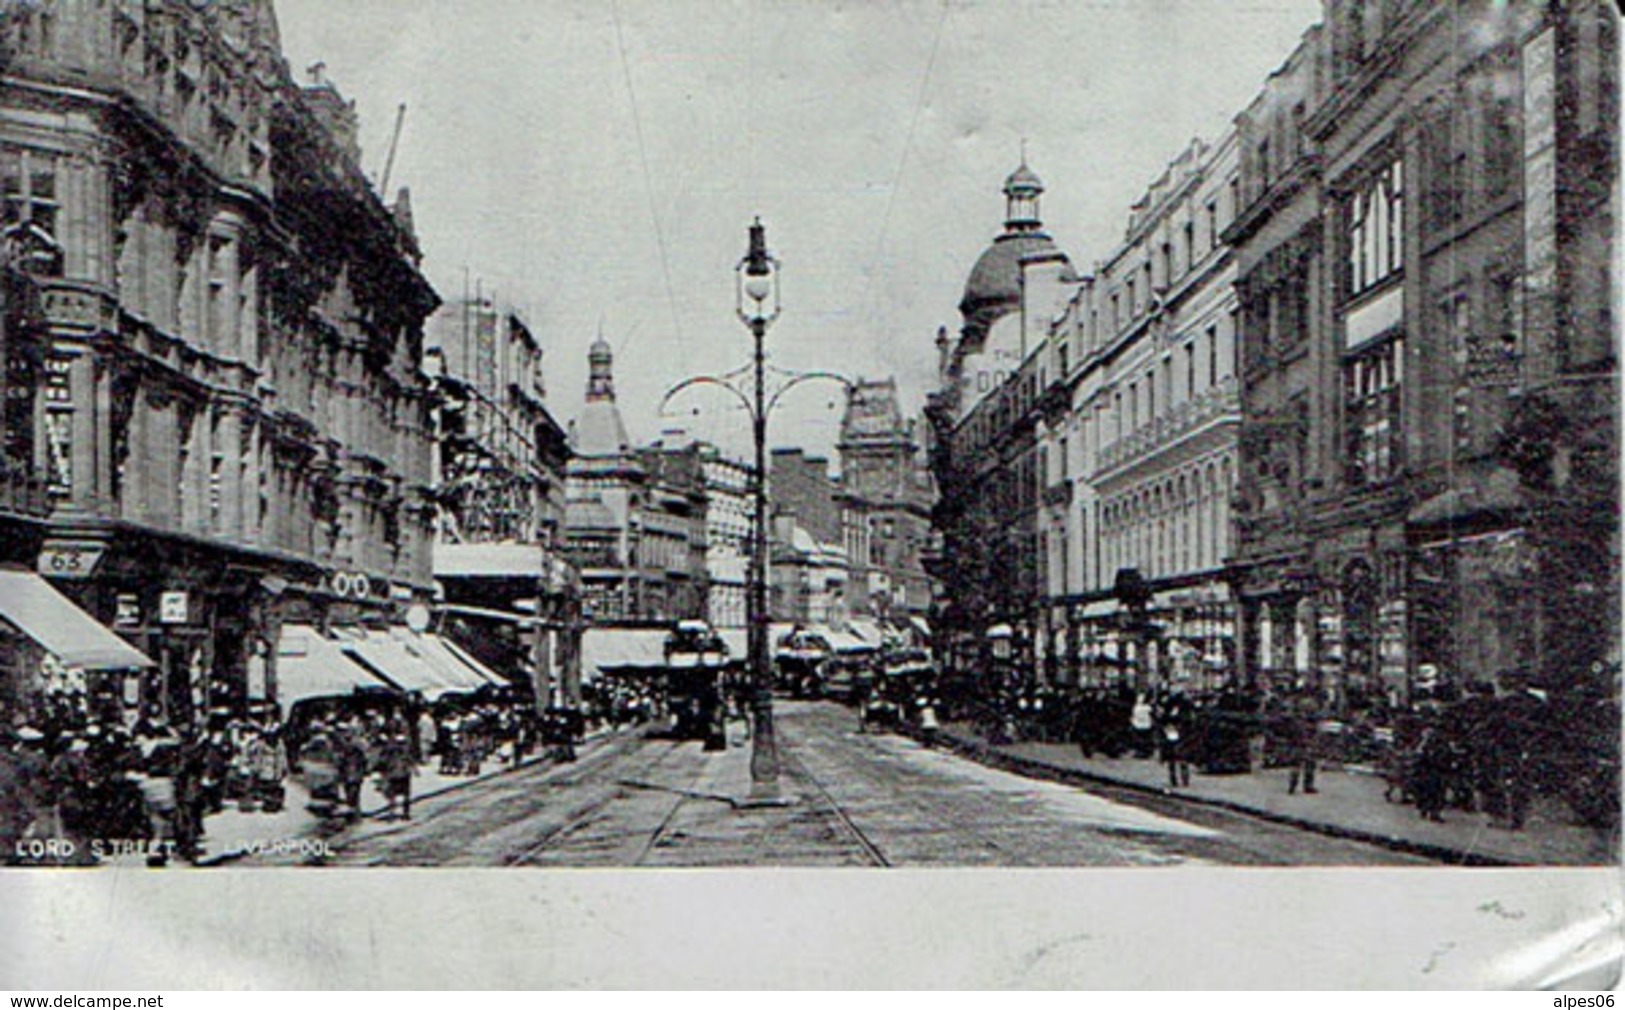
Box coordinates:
[0,1,439,722]
[564,336,706,625]
[838,377,934,619]
[424,291,576,705]
[767,446,849,626]
[1234,0,1618,709]
[926,162,1077,661]
[697,445,751,629]
[427,294,568,551]
[1227,28,1331,694]
[1039,132,1243,689]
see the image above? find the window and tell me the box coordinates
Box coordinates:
[1185,343,1196,401]
[1257,138,1272,187]
[1127,280,1136,319]
[1161,243,1173,287]
[1206,326,1218,388]
[1480,82,1518,204]
[1345,337,1404,486]
[1206,201,1219,250]
[1183,222,1195,273]
[1146,370,1156,423]
[1347,158,1404,298]
[1,148,62,275]
[42,356,73,496]
[1111,294,1121,333]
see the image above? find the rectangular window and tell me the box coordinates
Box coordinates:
[1206,201,1219,250]
[1344,337,1404,486]
[1347,157,1405,298]
[1,148,61,275]
[1206,326,1218,388]
[1183,222,1195,273]
[1185,343,1196,400]
[1145,371,1156,423]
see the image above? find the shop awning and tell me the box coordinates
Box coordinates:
[276,625,396,706]
[385,628,496,692]
[580,628,671,677]
[339,629,468,700]
[0,570,154,672]
[435,635,508,687]
[826,630,877,654]
[718,629,747,658]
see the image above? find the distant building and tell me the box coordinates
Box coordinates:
[697,446,752,629]
[767,447,848,626]
[425,291,575,703]
[564,336,706,624]
[837,378,934,619]
[427,294,569,551]
[926,160,1077,658]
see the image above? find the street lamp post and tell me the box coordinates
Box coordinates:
[738,218,783,805]
[659,218,851,807]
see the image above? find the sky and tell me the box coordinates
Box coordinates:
[274,0,1323,465]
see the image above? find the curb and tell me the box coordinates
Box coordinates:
[911,726,1520,867]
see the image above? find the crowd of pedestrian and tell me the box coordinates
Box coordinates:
[937,663,1618,832]
[2,694,292,865]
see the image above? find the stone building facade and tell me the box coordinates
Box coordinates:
[563,337,707,625]
[0,0,439,722]
[838,377,934,620]
[1229,0,1618,708]
[1038,131,1243,690]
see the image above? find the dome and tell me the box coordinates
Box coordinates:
[1004,161,1043,195]
[958,231,1059,320]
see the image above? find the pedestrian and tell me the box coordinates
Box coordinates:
[377,729,414,820]
[1129,692,1155,759]
[1412,725,1450,822]
[1161,690,1193,789]
[417,707,437,765]
[1282,701,1319,795]
[299,720,341,811]
[335,720,368,818]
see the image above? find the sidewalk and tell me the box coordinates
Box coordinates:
[194,732,615,866]
[930,721,1618,866]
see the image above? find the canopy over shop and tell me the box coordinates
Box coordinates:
[272,624,504,715]
[0,569,155,720]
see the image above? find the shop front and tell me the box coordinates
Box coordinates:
[0,567,155,728]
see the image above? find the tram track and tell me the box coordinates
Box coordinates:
[502,737,690,866]
[779,747,891,867]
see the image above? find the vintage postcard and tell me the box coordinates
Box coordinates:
[0,0,1618,990]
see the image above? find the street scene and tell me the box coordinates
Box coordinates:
[0,1,1619,871]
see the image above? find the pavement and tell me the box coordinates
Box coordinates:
[925,719,1620,866]
[192,738,598,866]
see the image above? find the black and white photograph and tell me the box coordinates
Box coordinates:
[0,0,1619,990]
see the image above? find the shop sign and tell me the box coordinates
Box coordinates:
[159,590,190,625]
[327,571,379,600]
[114,593,141,628]
[37,540,106,580]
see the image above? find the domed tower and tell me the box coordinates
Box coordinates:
[576,332,631,457]
[957,157,1061,351]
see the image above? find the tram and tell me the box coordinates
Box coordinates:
[663,619,731,750]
